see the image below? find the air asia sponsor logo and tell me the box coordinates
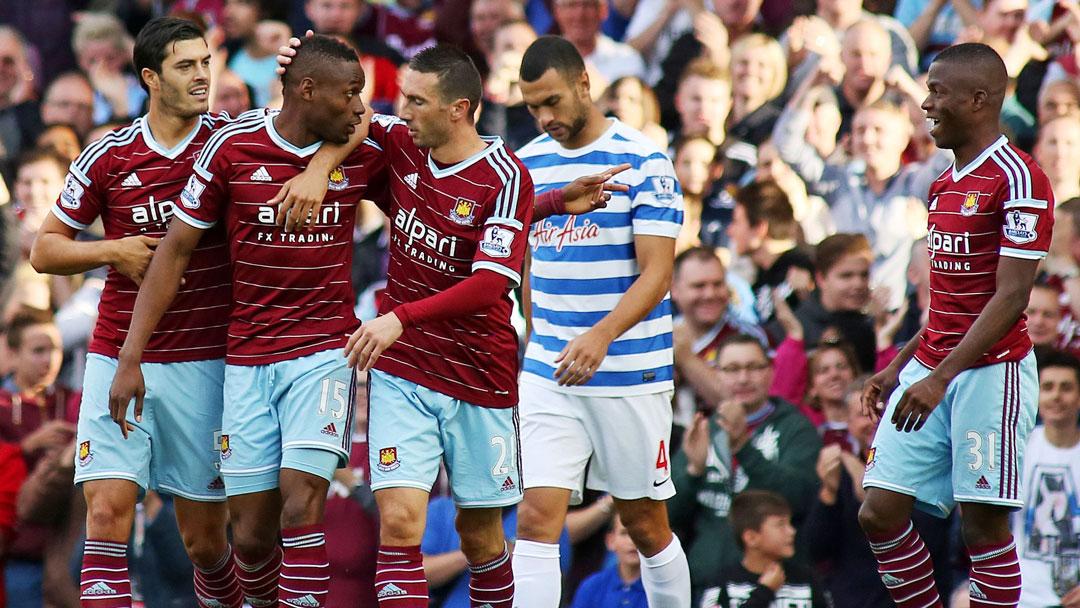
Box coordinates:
[393,207,461,271]
[530,215,600,252]
[927,224,972,271]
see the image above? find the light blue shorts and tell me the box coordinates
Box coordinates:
[368,369,523,508]
[74,354,226,502]
[863,352,1038,517]
[220,348,353,496]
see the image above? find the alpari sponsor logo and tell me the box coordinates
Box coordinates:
[927,224,972,271]
[530,215,600,252]
[132,195,176,229]
[393,207,461,271]
[255,201,343,227]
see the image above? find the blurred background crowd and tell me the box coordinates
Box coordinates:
[2,0,1080,606]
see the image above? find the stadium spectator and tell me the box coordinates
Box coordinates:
[598,76,668,148]
[803,379,953,605]
[477,19,541,150]
[672,247,767,429]
[469,0,525,76]
[668,334,821,590]
[1026,283,1065,349]
[673,136,720,252]
[73,13,148,125]
[1013,350,1080,607]
[39,73,95,141]
[754,140,835,246]
[223,0,287,106]
[1033,115,1080,203]
[569,515,647,608]
[554,0,646,83]
[0,27,42,184]
[670,57,729,147]
[210,69,253,118]
[34,124,81,163]
[696,490,832,608]
[725,179,814,341]
[726,33,787,149]
[816,0,920,74]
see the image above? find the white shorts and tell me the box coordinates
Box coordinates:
[519,381,675,505]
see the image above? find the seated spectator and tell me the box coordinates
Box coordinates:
[795,234,877,372]
[0,308,79,608]
[669,334,821,589]
[598,76,668,150]
[422,497,574,608]
[725,180,814,341]
[1013,350,1080,607]
[477,19,540,151]
[34,124,81,163]
[754,140,835,246]
[39,73,95,141]
[223,0,288,107]
[1026,282,1065,350]
[696,490,831,607]
[673,136,721,252]
[1033,115,1080,203]
[569,514,647,608]
[211,69,253,118]
[671,58,730,148]
[72,13,148,124]
[804,378,952,605]
[672,247,767,429]
[553,0,645,83]
[0,26,43,184]
[775,71,945,309]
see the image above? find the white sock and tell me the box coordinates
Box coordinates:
[639,535,691,608]
[511,539,561,608]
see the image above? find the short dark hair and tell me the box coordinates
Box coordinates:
[815,233,872,276]
[717,333,770,362]
[731,490,791,551]
[734,180,796,241]
[409,45,483,120]
[1037,349,1080,385]
[282,33,360,88]
[6,307,55,351]
[133,17,206,93]
[674,245,723,278]
[520,35,586,83]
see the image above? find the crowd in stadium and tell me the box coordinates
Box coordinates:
[1,0,1080,607]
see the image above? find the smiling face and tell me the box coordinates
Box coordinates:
[1039,365,1080,427]
[1036,117,1080,188]
[817,252,871,312]
[1025,286,1062,346]
[851,107,911,174]
[921,60,978,151]
[717,342,772,409]
[148,37,212,119]
[675,74,730,139]
[674,138,715,197]
[11,322,63,392]
[671,255,730,327]
[809,347,857,404]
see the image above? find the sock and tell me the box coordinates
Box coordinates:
[194,546,244,608]
[375,545,428,607]
[279,526,330,608]
[867,522,943,608]
[469,544,514,608]
[80,539,132,607]
[235,546,282,608]
[968,541,1021,607]
[511,540,561,608]
[638,535,691,608]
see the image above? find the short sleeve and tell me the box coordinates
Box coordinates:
[630,154,684,238]
[998,164,1055,260]
[52,158,106,231]
[472,152,534,287]
[174,142,230,230]
[368,114,415,158]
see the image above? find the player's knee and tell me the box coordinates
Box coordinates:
[378,499,425,544]
[280,489,324,529]
[857,495,902,537]
[178,523,229,569]
[619,508,671,555]
[85,495,134,540]
[232,531,277,565]
[456,510,505,562]
[515,499,564,543]
[960,505,1012,548]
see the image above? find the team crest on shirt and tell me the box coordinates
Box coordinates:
[327,166,349,191]
[378,447,401,471]
[60,174,84,209]
[1004,211,1039,244]
[449,198,477,225]
[865,447,877,472]
[960,191,980,216]
[220,434,232,460]
[77,441,93,466]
